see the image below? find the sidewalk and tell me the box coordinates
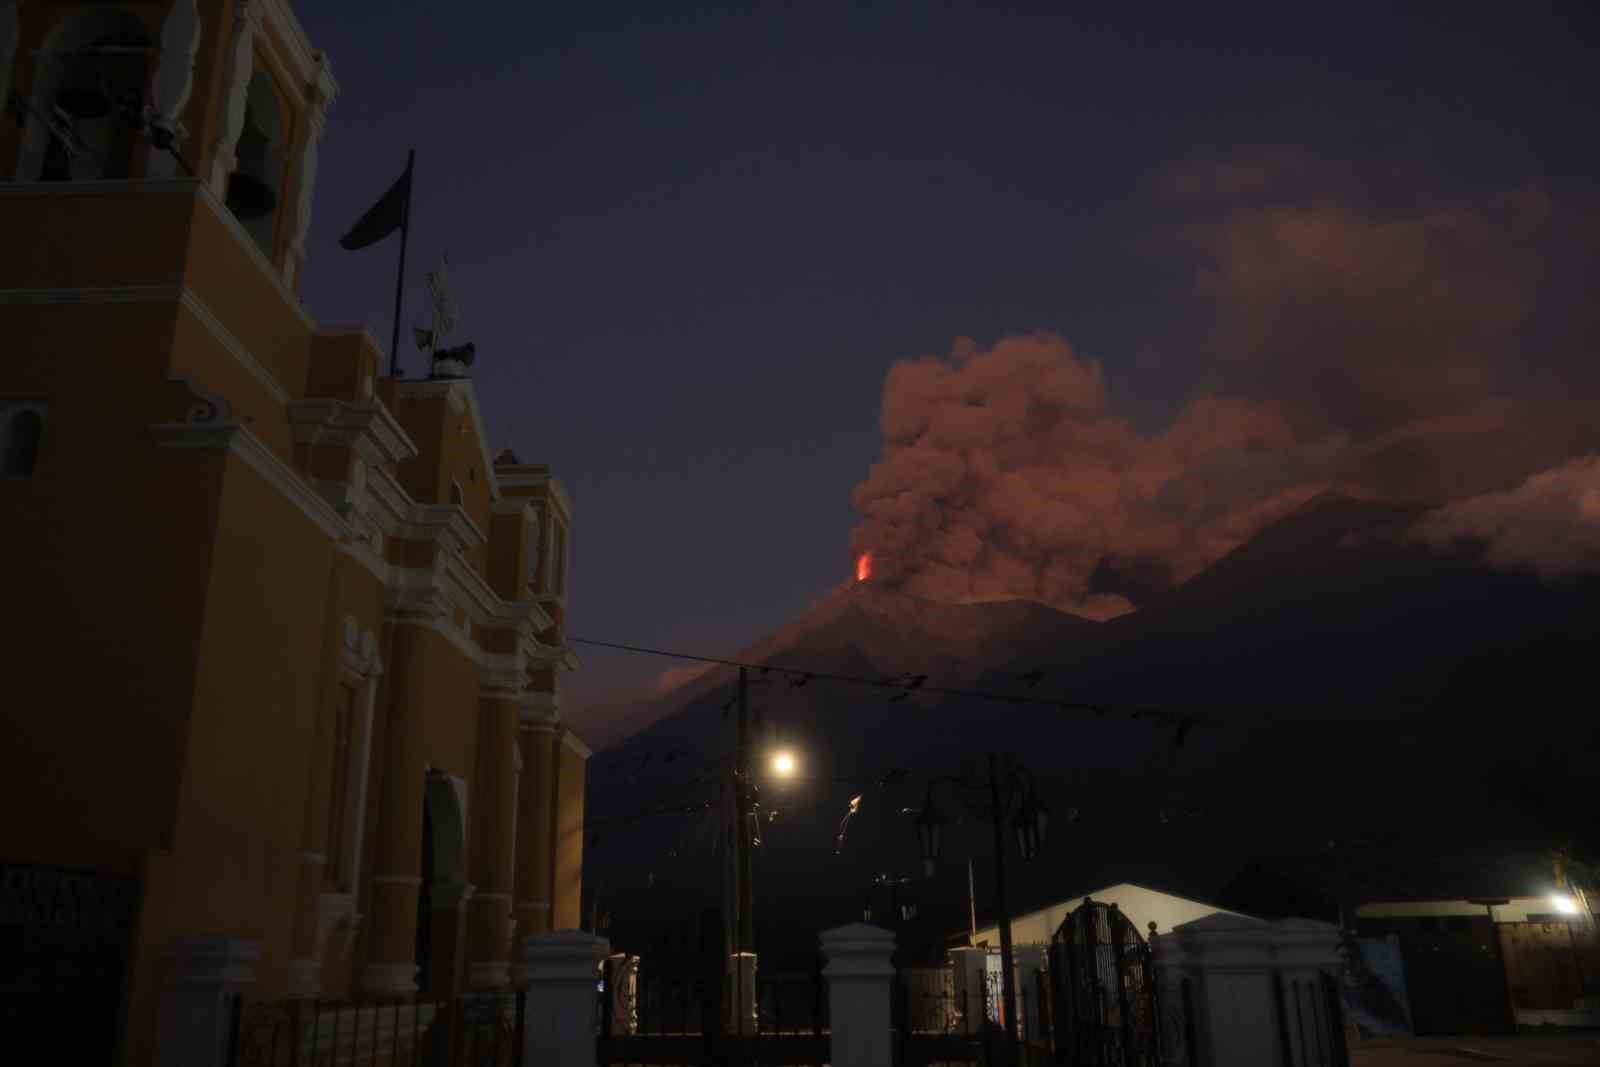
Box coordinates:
[1351,1031,1600,1065]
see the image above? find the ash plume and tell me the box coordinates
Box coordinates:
[851,159,1600,609]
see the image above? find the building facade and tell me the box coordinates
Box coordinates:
[0,2,589,1064]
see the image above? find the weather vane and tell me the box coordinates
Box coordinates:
[414,253,476,378]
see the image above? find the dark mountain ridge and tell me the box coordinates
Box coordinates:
[584,494,1599,956]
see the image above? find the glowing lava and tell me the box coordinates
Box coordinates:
[856,552,873,582]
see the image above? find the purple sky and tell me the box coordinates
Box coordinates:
[290,1,1600,739]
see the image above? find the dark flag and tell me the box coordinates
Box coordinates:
[340,151,416,376]
[339,156,413,250]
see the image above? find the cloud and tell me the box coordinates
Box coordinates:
[851,159,1598,612]
[1410,457,1600,579]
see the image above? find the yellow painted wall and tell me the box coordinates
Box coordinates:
[0,184,194,290]
[166,450,339,994]
[550,742,588,930]
[0,299,220,873]
[182,194,313,397]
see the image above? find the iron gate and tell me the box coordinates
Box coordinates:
[1047,899,1160,1067]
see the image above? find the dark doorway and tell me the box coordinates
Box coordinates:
[415,797,434,994]
[0,864,139,1063]
[1391,916,1512,1035]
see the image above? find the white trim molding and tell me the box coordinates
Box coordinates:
[150,418,349,540]
[288,398,418,467]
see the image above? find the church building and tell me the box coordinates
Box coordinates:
[0,2,590,1064]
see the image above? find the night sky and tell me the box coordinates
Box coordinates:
[292,2,1600,745]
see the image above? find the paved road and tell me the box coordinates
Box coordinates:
[1351,1032,1600,1065]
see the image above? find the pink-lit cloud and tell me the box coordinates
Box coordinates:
[851,161,1599,611]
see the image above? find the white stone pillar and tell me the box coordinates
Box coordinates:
[1011,945,1045,1046]
[726,952,758,1036]
[520,930,609,1067]
[1150,927,1192,1067]
[1271,920,1345,1067]
[822,923,896,1067]
[1172,914,1279,1067]
[948,946,987,1037]
[156,936,260,1067]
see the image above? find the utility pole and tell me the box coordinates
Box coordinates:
[987,754,1021,1067]
[737,667,754,955]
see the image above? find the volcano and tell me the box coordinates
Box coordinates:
[583,493,1600,958]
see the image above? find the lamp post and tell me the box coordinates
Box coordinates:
[862,874,918,926]
[914,754,1048,1067]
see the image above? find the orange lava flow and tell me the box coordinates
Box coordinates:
[856,552,873,582]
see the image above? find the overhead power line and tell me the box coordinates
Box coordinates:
[568,635,1210,729]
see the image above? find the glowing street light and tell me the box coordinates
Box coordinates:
[770,749,797,779]
[1552,894,1580,916]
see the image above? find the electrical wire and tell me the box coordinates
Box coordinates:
[569,635,1207,729]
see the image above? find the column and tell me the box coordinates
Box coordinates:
[821,924,896,1067]
[948,946,988,1037]
[466,697,521,989]
[156,937,259,1067]
[285,679,339,998]
[520,930,610,1067]
[512,714,558,982]
[361,625,428,996]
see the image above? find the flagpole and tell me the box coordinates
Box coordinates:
[388,149,415,378]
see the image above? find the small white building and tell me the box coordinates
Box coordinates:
[969,882,1249,948]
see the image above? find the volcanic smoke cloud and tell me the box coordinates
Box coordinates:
[851,158,1600,613]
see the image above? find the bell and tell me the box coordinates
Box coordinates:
[56,56,111,118]
[225,172,277,220]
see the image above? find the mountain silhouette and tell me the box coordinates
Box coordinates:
[585,493,1599,958]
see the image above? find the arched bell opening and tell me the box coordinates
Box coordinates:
[229,71,284,254]
[21,9,153,182]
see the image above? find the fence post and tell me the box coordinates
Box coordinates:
[518,929,610,1067]
[822,923,896,1067]
[156,936,260,1067]
[1149,923,1190,1067]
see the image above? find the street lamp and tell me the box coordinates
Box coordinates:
[915,797,946,878]
[912,755,1048,1067]
[770,749,797,779]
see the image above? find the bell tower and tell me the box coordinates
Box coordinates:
[1,0,336,291]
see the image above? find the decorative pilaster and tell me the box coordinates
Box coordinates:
[207,0,263,197]
[512,713,558,969]
[285,57,331,288]
[821,924,896,1067]
[361,625,430,996]
[466,697,521,989]
[519,930,610,1067]
[156,937,259,1067]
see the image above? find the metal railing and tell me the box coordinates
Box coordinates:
[225,990,525,1067]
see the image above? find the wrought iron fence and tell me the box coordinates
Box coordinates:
[1047,899,1161,1067]
[598,957,828,1066]
[893,965,991,1067]
[225,990,525,1067]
